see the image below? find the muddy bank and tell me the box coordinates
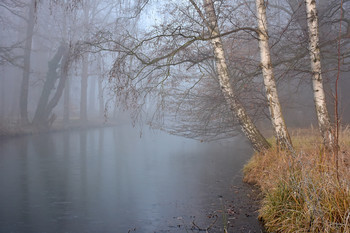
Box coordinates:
[225,180,265,232]
[136,174,265,233]
[195,176,265,233]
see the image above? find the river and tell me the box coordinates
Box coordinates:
[0,125,263,232]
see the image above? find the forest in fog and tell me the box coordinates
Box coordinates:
[0,0,349,147]
[2,1,350,232]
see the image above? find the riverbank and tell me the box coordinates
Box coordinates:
[243,127,350,232]
[0,118,117,139]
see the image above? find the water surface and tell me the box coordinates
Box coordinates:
[0,125,261,232]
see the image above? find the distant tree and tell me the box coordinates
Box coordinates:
[79,1,90,122]
[19,0,36,125]
[32,43,70,127]
[77,0,140,122]
[97,55,105,118]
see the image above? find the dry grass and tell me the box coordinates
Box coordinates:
[244,126,350,232]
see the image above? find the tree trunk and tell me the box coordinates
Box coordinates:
[256,0,293,150]
[80,2,89,123]
[80,54,88,122]
[0,77,4,118]
[63,77,70,123]
[202,0,270,152]
[98,78,104,119]
[89,75,96,118]
[19,0,36,125]
[62,6,70,124]
[32,44,67,127]
[305,0,335,151]
[45,46,69,118]
[98,56,104,119]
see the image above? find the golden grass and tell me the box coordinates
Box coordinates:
[244,126,350,232]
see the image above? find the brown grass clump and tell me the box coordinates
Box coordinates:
[244,126,350,232]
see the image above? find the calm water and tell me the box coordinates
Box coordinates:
[0,125,261,232]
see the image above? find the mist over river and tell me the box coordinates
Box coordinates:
[0,125,263,232]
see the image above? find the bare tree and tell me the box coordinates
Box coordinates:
[97,54,105,118]
[79,1,90,122]
[32,43,70,127]
[19,0,36,125]
[198,0,270,151]
[95,0,271,150]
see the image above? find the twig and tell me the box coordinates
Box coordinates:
[192,214,218,232]
[334,0,344,182]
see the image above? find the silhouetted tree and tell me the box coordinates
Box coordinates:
[32,43,69,127]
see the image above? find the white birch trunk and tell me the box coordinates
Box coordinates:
[203,0,270,151]
[256,0,293,150]
[305,0,334,150]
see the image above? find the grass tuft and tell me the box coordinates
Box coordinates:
[244,126,350,232]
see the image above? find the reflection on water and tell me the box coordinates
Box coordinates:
[0,125,256,232]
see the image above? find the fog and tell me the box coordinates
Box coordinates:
[1,0,349,138]
[0,0,135,131]
[0,0,349,232]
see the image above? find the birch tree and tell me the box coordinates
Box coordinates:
[305,0,335,151]
[104,1,272,150]
[255,0,292,150]
[193,0,270,151]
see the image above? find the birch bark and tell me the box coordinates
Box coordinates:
[256,0,293,150]
[202,0,270,151]
[305,0,334,150]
